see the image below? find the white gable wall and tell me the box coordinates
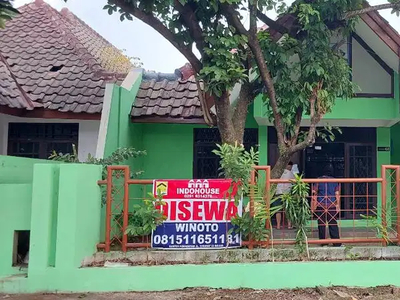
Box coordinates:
[352,37,392,95]
[0,113,100,161]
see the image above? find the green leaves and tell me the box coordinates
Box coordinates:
[49,146,146,206]
[230,182,281,242]
[257,0,357,142]
[281,174,311,254]
[0,0,19,29]
[298,125,342,143]
[125,193,166,238]
[213,143,259,204]
[200,29,248,96]
[230,211,269,242]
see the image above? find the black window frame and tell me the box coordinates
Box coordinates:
[7,123,79,159]
[193,128,259,179]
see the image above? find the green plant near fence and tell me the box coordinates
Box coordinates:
[361,203,398,245]
[49,144,146,205]
[212,142,258,205]
[213,143,282,243]
[230,182,282,242]
[281,175,311,256]
[125,192,166,238]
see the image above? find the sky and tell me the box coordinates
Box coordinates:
[13,0,400,73]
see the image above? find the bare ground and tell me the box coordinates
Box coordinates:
[3,287,400,300]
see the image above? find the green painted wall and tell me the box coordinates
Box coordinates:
[0,160,102,280]
[141,124,199,179]
[258,126,268,165]
[377,128,391,175]
[4,260,400,293]
[139,107,259,181]
[0,184,32,277]
[103,78,144,161]
[29,164,60,270]
[255,96,399,121]
[0,155,56,184]
[0,156,59,277]
[391,122,400,164]
[377,128,391,225]
[245,103,259,128]
[254,73,400,122]
[100,75,144,237]
[53,164,102,270]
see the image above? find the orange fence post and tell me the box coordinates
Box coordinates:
[381,165,387,247]
[105,166,113,253]
[248,169,256,250]
[396,166,400,245]
[121,166,130,252]
[265,166,271,247]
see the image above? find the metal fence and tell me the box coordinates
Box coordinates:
[97,165,400,252]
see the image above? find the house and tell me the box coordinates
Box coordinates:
[0,0,129,161]
[97,6,400,222]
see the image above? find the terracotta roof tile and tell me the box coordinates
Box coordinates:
[0,0,128,114]
[131,77,204,121]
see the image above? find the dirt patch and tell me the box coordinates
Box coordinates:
[3,286,400,300]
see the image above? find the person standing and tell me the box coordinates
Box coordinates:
[275,161,295,229]
[311,164,341,246]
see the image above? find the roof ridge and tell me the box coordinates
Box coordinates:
[60,8,123,56]
[0,53,37,110]
[23,1,126,78]
[59,6,133,75]
[38,3,103,71]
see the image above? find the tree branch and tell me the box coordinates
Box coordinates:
[173,0,206,58]
[220,4,248,36]
[290,107,303,147]
[109,0,202,73]
[344,1,400,19]
[256,9,289,34]
[249,1,258,36]
[290,83,323,153]
[221,3,285,147]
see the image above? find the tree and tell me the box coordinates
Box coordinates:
[66,0,400,178]
[0,0,18,28]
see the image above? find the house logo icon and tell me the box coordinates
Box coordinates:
[155,181,168,196]
[188,180,209,189]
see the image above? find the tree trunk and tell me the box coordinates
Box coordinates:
[271,150,292,179]
[214,85,252,145]
[214,91,237,144]
[271,125,319,179]
[232,82,252,144]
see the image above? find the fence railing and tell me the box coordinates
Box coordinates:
[97,165,400,252]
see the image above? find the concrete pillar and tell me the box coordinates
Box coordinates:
[377,127,391,226]
[258,126,268,166]
[28,164,60,275]
[54,164,102,269]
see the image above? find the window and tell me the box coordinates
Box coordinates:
[8,123,79,159]
[193,128,258,179]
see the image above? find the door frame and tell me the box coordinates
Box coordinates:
[343,142,377,219]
